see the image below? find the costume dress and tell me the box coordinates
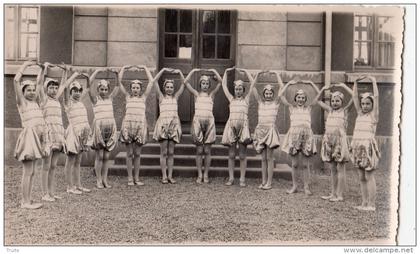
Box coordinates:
[191,94,216,145]
[222,98,252,146]
[253,101,281,153]
[120,96,148,145]
[153,96,182,143]
[91,96,118,151]
[64,100,91,154]
[321,109,350,162]
[43,97,65,152]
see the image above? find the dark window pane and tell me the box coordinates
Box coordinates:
[202,35,215,58]
[202,11,215,33]
[165,9,178,32]
[217,11,231,33]
[179,35,192,59]
[217,36,230,59]
[165,34,177,57]
[180,10,192,33]
[354,15,373,41]
[353,42,371,66]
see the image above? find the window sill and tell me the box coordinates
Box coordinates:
[346,72,399,83]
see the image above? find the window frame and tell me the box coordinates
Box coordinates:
[353,13,397,71]
[5,5,40,62]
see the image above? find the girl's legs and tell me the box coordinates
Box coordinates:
[133,144,144,185]
[94,150,104,188]
[75,153,90,192]
[167,140,176,183]
[365,170,376,211]
[287,155,299,194]
[101,150,111,188]
[64,154,79,192]
[356,169,368,208]
[321,162,337,200]
[238,143,247,187]
[259,148,268,189]
[21,160,42,209]
[302,155,312,195]
[41,153,53,200]
[262,148,274,190]
[126,144,134,185]
[160,140,168,183]
[196,145,204,183]
[330,162,345,201]
[203,144,212,183]
[49,151,62,198]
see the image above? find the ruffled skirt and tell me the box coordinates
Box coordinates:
[222,118,252,146]
[15,125,51,161]
[120,118,148,145]
[64,124,91,155]
[47,123,65,152]
[350,138,380,171]
[91,119,118,151]
[153,116,182,143]
[191,116,216,145]
[253,124,280,154]
[321,128,350,163]
[282,125,316,156]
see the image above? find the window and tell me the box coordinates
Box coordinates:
[164,9,193,59]
[201,10,232,59]
[353,14,397,69]
[5,5,39,61]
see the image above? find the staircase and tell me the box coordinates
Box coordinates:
[108,134,291,180]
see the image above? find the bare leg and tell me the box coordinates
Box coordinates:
[126,144,134,185]
[167,141,176,183]
[64,154,76,189]
[160,140,168,183]
[102,150,111,188]
[41,154,52,198]
[74,153,90,192]
[21,161,42,209]
[260,148,267,188]
[356,169,368,209]
[287,155,299,194]
[133,144,143,185]
[365,170,376,211]
[302,155,312,195]
[263,148,274,190]
[196,145,204,183]
[94,150,104,188]
[49,151,61,198]
[330,162,345,201]
[238,143,247,187]
[203,144,212,183]
[322,162,337,200]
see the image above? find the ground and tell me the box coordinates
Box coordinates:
[4,163,393,245]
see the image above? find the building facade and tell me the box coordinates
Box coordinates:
[4,5,402,169]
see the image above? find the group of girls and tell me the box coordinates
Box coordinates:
[14,61,380,212]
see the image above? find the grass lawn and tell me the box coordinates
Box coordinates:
[4,163,394,245]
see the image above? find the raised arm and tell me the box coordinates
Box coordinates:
[118,65,131,97]
[14,61,35,106]
[35,63,46,104]
[55,65,68,99]
[333,83,354,110]
[184,68,200,97]
[152,68,167,100]
[221,68,234,102]
[174,70,186,99]
[142,66,155,97]
[276,72,294,107]
[352,78,362,114]
[316,86,332,112]
[302,80,321,106]
[209,69,222,98]
[63,70,80,107]
[109,67,120,99]
[251,72,264,104]
[89,68,104,104]
[369,76,379,120]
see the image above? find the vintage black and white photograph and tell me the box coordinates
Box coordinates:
[3,3,407,247]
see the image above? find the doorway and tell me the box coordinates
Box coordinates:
[158,8,237,127]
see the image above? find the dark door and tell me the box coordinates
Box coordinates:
[159,8,236,125]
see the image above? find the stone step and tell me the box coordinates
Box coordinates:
[107,163,292,180]
[119,143,258,157]
[114,154,263,168]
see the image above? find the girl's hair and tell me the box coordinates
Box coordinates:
[294,89,307,102]
[233,80,246,93]
[44,78,59,89]
[330,91,344,103]
[69,81,83,95]
[97,79,109,91]
[199,75,211,87]
[130,79,143,90]
[262,84,274,98]
[21,80,35,93]
[360,92,374,104]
